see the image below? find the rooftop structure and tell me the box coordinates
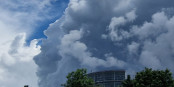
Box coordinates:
[24,85,29,87]
[88,70,125,87]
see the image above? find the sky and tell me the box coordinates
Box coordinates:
[0,0,69,87]
[1,0,174,87]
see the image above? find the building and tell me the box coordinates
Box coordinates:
[88,70,125,87]
[24,85,29,87]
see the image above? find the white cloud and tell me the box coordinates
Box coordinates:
[109,17,126,30]
[0,33,40,87]
[8,33,41,62]
[108,10,136,41]
[114,0,132,12]
[126,9,137,22]
[132,11,174,71]
[0,0,56,87]
[139,51,162,69]
[108,16,127,41]
[69,0,88,12]
[131,12,168,39]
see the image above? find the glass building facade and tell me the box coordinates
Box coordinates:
[88,70,125,87]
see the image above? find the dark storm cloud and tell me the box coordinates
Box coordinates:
[34,0,174,87]
[133,0,174,24]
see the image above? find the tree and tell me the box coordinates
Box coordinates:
[62,68,95,87]
[122,75,134,87]
[121,68,174,87]
[24,85,29,87]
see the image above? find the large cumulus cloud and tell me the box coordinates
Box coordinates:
[0,0,65,87]
[34,0,174,87]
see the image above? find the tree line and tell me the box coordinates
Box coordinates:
[62,68,174,87]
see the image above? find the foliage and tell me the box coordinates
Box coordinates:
[122,75,134,87]
[24,85,29,87]
[121,68,174,87]
[62,68,95,87]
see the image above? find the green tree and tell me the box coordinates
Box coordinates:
[24,85,29,87]
[121,68,174,87]
[122,75,134,87]
[62,68,95,87]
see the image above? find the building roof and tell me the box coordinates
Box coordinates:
[88,70,125,74]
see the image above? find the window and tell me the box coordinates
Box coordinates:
[104,82,114,87]
[115,82,122,87]
[104,72,114,81]
[95,73,103,82]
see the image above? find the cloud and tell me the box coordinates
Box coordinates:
[138,13,174,70]
[0,0,59,36]
[59,29,126,68]
[34,0,132,87]
[34,0,174,87]
[139,51,162,69]
[107,9,136,41]
[127,42,139,55]
[0,33,40,87]
[131,12,168,39]
[8,33,41,62]
[127,11,174,71]
[0,0,63,87]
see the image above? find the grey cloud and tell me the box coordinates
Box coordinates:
[139,50,162,69]
[131,12,168,39]
[34,0,134,86]
[130,11,174,71]
[9,33,26,55]
[107,10,136,41]
[59,29,126,68]
[127,42,139,55]
[34,0,174,87]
